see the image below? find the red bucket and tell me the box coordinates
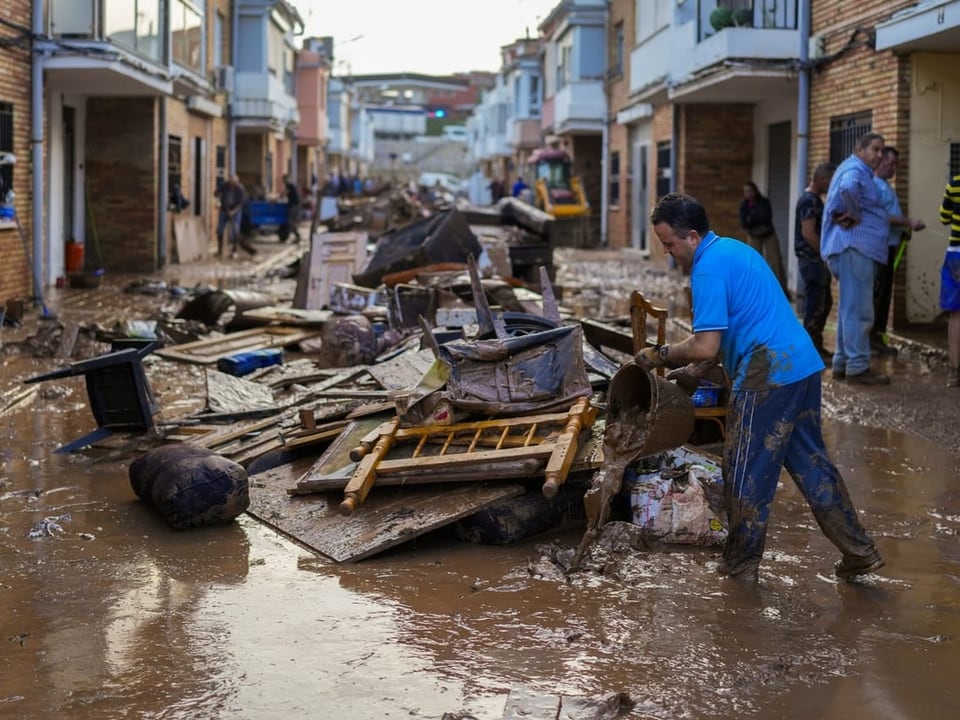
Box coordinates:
[66,241,84,273]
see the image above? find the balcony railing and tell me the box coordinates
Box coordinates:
[698,0,798,42]
[47,0,165,63]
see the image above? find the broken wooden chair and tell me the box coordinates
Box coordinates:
[628,290,727,440]
[337,396,598,515]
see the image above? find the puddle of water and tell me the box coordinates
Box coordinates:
[2,381,960,720]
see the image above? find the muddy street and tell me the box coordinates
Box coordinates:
[2,257,960,719]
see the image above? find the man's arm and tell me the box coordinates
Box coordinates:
[800,216,821,253]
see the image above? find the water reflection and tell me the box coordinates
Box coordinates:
[2,373,960,717]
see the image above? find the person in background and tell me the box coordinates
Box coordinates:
[511,176,528,198]
[638,192,884,583]
[938,171,960,388]
[281,174,301,244]
[488,177,505,203]
[794,162,835,358]
[215,174,246,258]
[821,132,890,385]
[739,181,787,294]
[871,146,926,356]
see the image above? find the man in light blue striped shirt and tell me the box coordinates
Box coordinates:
[821,132,890,385]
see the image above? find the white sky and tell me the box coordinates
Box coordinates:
[298,0,559,76]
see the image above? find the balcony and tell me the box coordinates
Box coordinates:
[876,0,960,52]
[43,0,209,97]
[510,118,542,149]
[553,81,605,134]
[669,0,800,102]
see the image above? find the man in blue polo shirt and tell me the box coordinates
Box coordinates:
[638,192,883,583]
[821,132,890,384]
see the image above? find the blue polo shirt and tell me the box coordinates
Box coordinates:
[691,232,825,391]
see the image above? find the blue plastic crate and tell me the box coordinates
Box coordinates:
[691,380,721,408]
[247,201,288,226]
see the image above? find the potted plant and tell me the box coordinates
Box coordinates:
[709,6,734,32]
[732,7,754,26]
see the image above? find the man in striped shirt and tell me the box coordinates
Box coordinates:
[821,132,890,385]
[938,173,960,388]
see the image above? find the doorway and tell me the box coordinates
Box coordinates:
[62,106,76,244]
[631,142,649,251]
[766,121,791,266]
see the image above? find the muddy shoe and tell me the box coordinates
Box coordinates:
[846,368,890,385]
[835,549,885,579]
[832,368,846,381]
[870,336,899,357]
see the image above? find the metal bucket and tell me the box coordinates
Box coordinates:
[603,361,696,463]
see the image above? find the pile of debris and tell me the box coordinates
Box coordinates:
[10,201,726,563]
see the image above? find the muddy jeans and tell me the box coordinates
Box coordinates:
[720,374,878,577]
[798,255,833,348]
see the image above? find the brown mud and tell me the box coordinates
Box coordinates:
[2,255,959,718]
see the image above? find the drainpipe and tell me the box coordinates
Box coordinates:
[794,0,811,296]
[228,5,238,175]
[158,97,168,267]
[600,117,609,247]
[796,1,811,223]
[31,2,44,300]
[598,0,610,247]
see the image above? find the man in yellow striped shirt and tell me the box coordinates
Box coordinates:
[938,173,960,387]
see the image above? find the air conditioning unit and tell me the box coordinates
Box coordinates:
[212,65,234,93]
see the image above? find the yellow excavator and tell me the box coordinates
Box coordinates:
[528,149,590,217]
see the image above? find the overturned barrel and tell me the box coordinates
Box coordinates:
[129,444,249,530]
[604,362,695,462]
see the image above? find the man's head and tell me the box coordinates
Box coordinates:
[875,146,899,180]
[811,162,835,194]
[854,132,885,170]
[229,173,240,185]
[650,193,710,272]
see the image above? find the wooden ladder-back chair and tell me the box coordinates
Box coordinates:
[630,291,669,377]
[629,290,728,440]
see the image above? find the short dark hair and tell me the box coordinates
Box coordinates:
[856,132,884,150]
[650,193,710,236]
[882,145,899,159]
[812,162,835,181]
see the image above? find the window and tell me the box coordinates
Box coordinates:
[0,102,13,206]
[103,0,162,61]
[213,11,224,68]
[829,111,872,167]
[637,0,671,44]
[529,75,540,115]
[171,0,204,73]
[611,21,624,78]
[168,135,182,210]
[557,45,571,90]
[610,151,621,206]
[656,140,671,198]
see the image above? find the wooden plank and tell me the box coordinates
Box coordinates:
[241,307,332,326]
[155,327,318,364]
[246,463,525,563]
[55,320,80,359]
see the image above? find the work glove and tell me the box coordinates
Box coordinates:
[666,365,702,395]
[635,345,665,370]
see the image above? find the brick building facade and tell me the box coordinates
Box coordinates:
[0,0,34,305]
